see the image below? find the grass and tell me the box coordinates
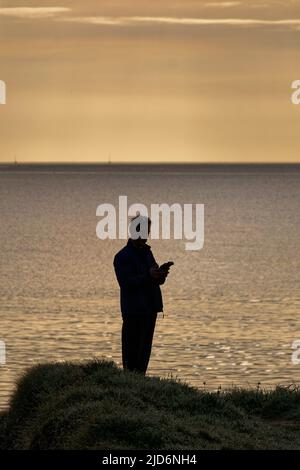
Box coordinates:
[0,359,300,450]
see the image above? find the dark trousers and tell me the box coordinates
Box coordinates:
[122,312,157,375]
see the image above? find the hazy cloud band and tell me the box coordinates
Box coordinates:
[0,7,70,19]
[62,15,300,29]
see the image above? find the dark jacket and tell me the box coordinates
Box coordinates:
[113,239,164,317]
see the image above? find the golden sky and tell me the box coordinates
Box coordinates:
[0,0,300,162]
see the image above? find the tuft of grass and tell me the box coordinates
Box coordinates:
[0,359,300,450]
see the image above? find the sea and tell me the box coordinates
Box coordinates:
[0,163,299,409]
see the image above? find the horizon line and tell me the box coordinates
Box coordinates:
[1,161,300,166]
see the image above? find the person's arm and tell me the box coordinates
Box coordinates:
[114,254,152,289]
[149,252,168,285]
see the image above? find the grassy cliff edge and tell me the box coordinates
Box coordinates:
[0,360,299,450]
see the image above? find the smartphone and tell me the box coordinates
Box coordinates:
[159,261,174,271]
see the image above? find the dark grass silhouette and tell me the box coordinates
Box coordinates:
[0,359,300,449]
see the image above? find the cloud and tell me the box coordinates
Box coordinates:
[61,15,300,29]
[205,2,242,7]
[2,6,300,32]
[0,7,70,19]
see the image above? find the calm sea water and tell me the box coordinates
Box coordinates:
[0,164,300,409]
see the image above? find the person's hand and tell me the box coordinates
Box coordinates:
[158,266,170,278]
[150,266,167,281]
[149,266,162,279]
[149,266,168,281]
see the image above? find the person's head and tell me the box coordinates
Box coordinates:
[129,214,151,246]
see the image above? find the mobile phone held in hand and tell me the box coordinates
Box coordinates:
[159,261,174,271]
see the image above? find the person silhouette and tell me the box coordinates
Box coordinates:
[113,215,170,375]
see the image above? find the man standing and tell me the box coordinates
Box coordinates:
[113,215,170,375]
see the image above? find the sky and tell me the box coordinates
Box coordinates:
[0,0,300,163]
